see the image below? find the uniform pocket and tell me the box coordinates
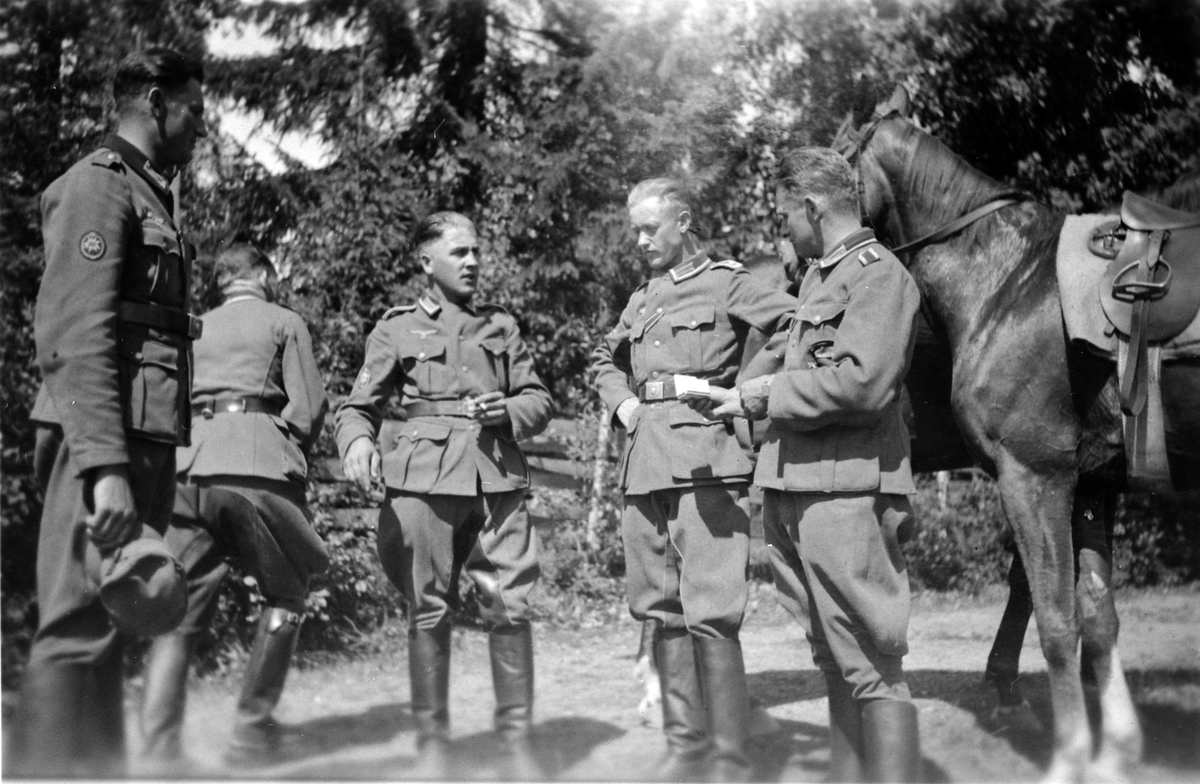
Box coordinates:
[125,221,187,305]
[666,404,752,480]
[479,336,509,391]
[399,339,449,393]
[669,304,716,371]
[382,419,451,492]
[116,333,182,442]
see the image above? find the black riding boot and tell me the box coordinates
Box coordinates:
[489,623,544,780]
[225,607,302,766]
[825,675,865,783]
[410,623,452,779]
[861,700,922,783]
[652,627,710,782]
[140,633,195,771]
[695,637,752,782]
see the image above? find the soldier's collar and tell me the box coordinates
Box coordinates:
[102,134,176,215]
[667,249,711,283]
[815,228,876,269]
[419,290,477,317]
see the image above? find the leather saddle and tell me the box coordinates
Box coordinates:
[1090,191,1200,489]
[1097,192,1200,341]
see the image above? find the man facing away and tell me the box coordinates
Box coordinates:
[710,147,924,782]
[8,47,207,777]
[138,243,330,771]
[590,178,798,781]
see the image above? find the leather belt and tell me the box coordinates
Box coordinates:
[119,300,203,340]
[404,400,469,418]
[638,380,679,401]
[192,396,281,419]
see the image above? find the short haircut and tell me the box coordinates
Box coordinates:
[213,242,274,288]
[627,178,693,216]
[410,211,475,256]
[777,147,857,213]
[112,48,204,110]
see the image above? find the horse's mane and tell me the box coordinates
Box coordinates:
[885,119,1013,219]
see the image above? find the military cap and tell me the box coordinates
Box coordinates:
[98,533,188,637]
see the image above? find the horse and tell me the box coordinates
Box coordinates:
[982,168,1200,729]
[830,86,1200,782]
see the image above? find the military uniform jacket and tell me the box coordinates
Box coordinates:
[755,229,920,495]
[591,250,799,495]
[31,134,197,474]
[177,293,328,486]
[334,290,553,496]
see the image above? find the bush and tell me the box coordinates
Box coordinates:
[905,471,1010,593]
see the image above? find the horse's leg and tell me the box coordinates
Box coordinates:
[985,548,1034,706]
[996,458,1089,783]
[1075,487,1142,778]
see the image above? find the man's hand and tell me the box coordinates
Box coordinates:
[467,391,510,426]
[615,397,640,430]
[343,436,381,490]
[706,386,746,420]
[739,375,774,420]
[86,465,138,550]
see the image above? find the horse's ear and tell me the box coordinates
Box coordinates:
[874,85,911,119]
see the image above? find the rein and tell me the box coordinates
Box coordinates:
[841,111,1028,257]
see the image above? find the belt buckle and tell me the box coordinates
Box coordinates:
[645,381,664,401]
[224,399,244,414]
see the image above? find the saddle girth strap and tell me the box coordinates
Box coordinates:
[1116,337,1171,491]
[1117,229,1168,416]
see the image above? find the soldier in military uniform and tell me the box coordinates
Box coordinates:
[709,148,924,782]
[7,48,206,777]
[137,243,330,770]
[335,212,553,779]
[590,178,798,781]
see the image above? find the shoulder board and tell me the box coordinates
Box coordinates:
[477,302,510,315]
[88,149,125,171]
[711,259,744,271]
[382,304,418,320]
[857,246,884,266]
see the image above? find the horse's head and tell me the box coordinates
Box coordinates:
[830,85,1019,256]
[829,86,914,245]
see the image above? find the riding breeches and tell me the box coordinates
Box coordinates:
[169,476,330,623]
[622,483,751,639]
[763,490,913,701]
[377,488,540,630]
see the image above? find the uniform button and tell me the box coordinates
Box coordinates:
[656,307,664,313]
[690,320,697,327]
[654,340,661,347]
[418,351,426,359]
[651,371,659,378]
[639,308,645,315]
[462,366,469,372]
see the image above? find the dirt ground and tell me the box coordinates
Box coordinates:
[7,584,1200,782]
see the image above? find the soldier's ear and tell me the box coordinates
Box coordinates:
[803,196,820,222]
[676,209,692,234]
[147,86,169,120]
[419,253,434,276]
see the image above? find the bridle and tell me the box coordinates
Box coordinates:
[836,110,1027,257]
